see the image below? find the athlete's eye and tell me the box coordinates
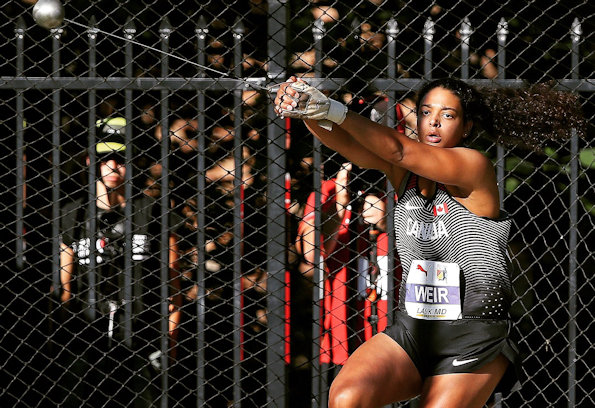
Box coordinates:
[443,112,454,119]
[421,109,430,116]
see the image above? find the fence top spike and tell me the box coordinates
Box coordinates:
[87,15,99,38]
[423,17,435,40]
[460,17,473,36]
[313,17,324,31]
[313,17,325,40]
[386,17,399,36]
[351,16,360,38]
[123,17,136,36]
[497,17,508,43]
[232,16,245,34]
[423,18,435,32]
[497,17,509,34]
[159,17,172,36]
[571,18,582,41]
[15,16,26,32]
[197,15,208,30]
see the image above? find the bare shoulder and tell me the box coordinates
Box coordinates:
[452,147,496,182]
[447,148,500,217]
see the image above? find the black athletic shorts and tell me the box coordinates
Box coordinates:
[385,311,521,394]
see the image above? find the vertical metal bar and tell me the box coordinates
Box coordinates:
[423,18,435,80]
[195,16,208,407]
[567,17,581,408]
[87,17,98,321]
[567,131,578,408]
[311,17,325,408]
[123,18,136,347]
[496,18,509,209]
[460,18,472,80]
[313,19,324,77]
[385,18,399,332]
[386,18,398,129]
[15,18,25,271]
[266,1,288,406]
[493,20,509,408]
[158,18,172,407]
[232,18,244,407]
[51,26,63,299]
[311,139,323,408]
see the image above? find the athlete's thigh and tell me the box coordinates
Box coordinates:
[418,354,509,408]
[329,332,422,408]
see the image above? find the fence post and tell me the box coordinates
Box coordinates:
[496,18,508,209]
[15,17,25,271]
[232,17,245,407]
[313,18,324,78]
[423,18,435,80]
[50,25,63,300]
[385,17,398,332]
[311,15,326,408]
[158,17,172,408]
[489,17,510,408]
[87,16,99,322]
[386,18,398,128]
[459,17,472,80]
[195,15,208,407]
[266,1,289,406]
[567,17,581,408]
[123,17,135,348]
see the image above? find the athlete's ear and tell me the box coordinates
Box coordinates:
[86,156,90,166]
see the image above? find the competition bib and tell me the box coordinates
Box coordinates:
[405,260,462,320]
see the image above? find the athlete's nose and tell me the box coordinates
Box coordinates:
[429,116,440,127]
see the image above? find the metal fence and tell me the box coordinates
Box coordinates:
[0,1,593,407]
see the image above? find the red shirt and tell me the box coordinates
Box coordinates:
[299,179,353,365]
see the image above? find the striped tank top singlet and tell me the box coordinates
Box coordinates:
[394,173,512,320]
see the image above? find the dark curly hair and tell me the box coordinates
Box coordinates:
[415,78,586,151]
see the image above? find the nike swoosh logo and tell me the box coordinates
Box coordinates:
[452,358,479,367]
[404,202,422,211]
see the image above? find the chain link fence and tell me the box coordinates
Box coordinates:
[0,1,593,407]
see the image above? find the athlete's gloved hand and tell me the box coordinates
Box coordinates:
[275,80,348,131]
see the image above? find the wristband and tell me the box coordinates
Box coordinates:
[327,98,348,125]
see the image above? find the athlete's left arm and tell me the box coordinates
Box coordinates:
[399,143,496,194]
[338,112,494,192]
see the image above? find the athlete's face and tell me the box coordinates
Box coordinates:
[99,155,126,189]
[417,87,471,148]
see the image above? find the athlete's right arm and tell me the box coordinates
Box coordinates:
[303,118,395,174]
[59,243,75,303]
[274,78,406,186]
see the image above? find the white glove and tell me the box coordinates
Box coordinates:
[280,82,348,131]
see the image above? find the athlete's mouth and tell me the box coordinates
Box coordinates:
[425,133,441,143]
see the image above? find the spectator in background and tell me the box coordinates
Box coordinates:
[295,163,357,390]
[369,92,418,140]
[356,189,402,341]
[56,117,182,407]
[289,2,349,76]
[172,198,236,407]
[0,146,54,407]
